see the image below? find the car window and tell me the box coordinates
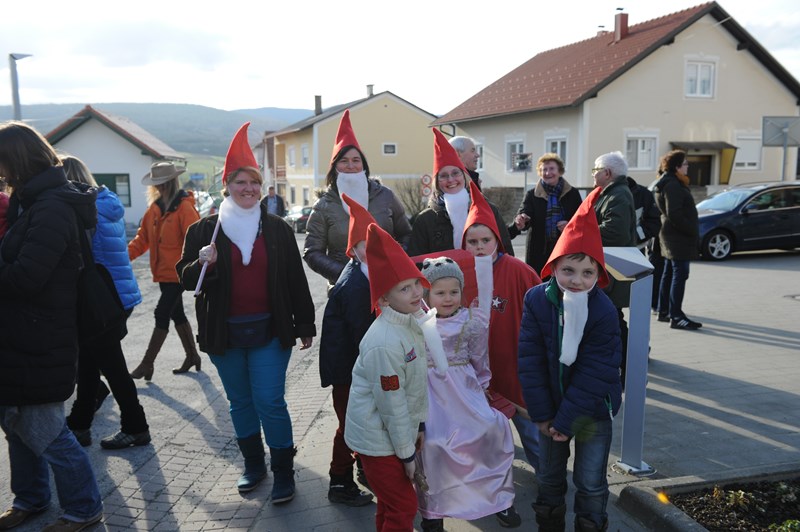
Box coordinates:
[745,192,780,211]
[787,187,800,207]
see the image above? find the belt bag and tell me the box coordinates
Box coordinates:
[227,313,272,348]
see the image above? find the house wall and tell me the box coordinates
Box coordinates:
[51,119,154,227]
[587,13,798,188]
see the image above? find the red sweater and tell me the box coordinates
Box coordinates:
[229,238,270,316]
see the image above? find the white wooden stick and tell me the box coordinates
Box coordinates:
[193,216,221,297]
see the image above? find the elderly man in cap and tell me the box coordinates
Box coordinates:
[127,161,201,382]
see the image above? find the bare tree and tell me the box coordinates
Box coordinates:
[384,177,429,220]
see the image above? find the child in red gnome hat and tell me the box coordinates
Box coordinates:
[345,223,432,531]
[318,193,376,507]
[461,180,542,500]
[518,187,623,532]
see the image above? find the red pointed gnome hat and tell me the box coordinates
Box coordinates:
[342,193,377,259]
[330,109,361,164]
[461,180,504,252]
[223,122,258,185]
[540,187,610,288]
[432,128,468,179]
[365,223,429,311]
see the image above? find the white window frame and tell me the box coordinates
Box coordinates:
[290,185,296,204]
[685,58,717,98]
[625,135,658,171]
[301,144,309,167]
[288,146,296,168]
[382,143,397,156]
[302,186,310,206]
[733,134,761,171]
[475,144,484,171]
[545,136,567,162]
[506,141,525,172]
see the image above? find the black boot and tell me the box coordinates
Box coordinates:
[236,434,267,492]
[531,503,567,532]
[328,474,373,506]
[270,446,297,504]
[575,516,608,532]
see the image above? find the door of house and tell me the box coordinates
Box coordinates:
[686,155,712,186]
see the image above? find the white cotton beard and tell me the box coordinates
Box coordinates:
[337,171,369,214]
[555,279,595,367]
[474,254,494,314]
[443,188,470,248]
[416,308,448,373]
[219,197,261,265]
[359,262,369,279]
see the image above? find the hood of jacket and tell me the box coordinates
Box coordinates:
[96,186,125,224]
[15,166,97,230]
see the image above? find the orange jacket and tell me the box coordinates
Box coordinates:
[128,190,199,283]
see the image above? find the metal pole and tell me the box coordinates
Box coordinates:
[9,53,31,121]
[781,127,788,182]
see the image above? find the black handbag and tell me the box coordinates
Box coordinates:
[76,225,127,345]
[226,313,272,348]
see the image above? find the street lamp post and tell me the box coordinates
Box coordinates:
[9,53,32,121]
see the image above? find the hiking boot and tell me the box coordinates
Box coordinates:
[41,513,102,532]
[328,480,373,507]
[670,317,702,330]
[71,429,91,447]
[100,430,151,450]
[496,506,521,528]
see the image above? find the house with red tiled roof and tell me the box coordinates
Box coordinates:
[46,105,187,228]
[433,2,800,192]
[266,87,437,211]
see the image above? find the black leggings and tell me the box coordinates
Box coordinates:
[154,282,188,330]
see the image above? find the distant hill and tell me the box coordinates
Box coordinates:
[0,103,313,156]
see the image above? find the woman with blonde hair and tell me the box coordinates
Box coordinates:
[128,161,200,380]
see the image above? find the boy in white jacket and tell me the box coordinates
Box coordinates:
[345,223,431,531]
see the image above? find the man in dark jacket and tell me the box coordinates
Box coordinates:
[592,151,637,387]
[262,185,287,218]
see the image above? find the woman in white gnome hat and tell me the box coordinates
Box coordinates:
[177,123,316,502]
[128,160,200,380]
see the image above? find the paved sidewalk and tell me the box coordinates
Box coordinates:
[2,249,798,531]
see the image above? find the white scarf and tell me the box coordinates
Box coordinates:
[555,279,596,366]
[218,197,261,266]
[416,308,448,374]
[337,171,369,214]
[443,188,470,248]
[474,254,494,314]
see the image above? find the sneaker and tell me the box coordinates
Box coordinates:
[0,507,45,530]
[496,506,521,528]
[100,430,151,450]
[41,513,102,532]
[71,429,91,447]
[657,313,670,322]
[670,317,702,330]
[327,483,373,507]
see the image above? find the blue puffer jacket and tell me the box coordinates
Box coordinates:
[518,279,622,438]
[92,187,142,310]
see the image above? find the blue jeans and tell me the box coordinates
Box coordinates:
[536,418,613,527]
[512,413,540,472]
[210,338,293,448]
[660,259,690,319]
[0,409,102,522]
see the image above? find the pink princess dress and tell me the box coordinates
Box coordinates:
[418,306,515,520]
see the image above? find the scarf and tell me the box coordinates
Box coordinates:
[336,171,369,214]
[676,170,690,186]
[416,308,448,373]
[442,188,470,249]
[555,278,596,366]
[218,197,261,265]
[542,178,565,242]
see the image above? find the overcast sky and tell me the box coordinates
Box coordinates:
[2,0,799,116]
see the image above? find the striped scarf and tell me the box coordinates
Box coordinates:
[542,178,564,242]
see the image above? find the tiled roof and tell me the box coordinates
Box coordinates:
[46,105,184,160]
[434,2,800,125]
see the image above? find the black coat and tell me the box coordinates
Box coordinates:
[653,172,699,260]
[508,180,582,275]
[627,176,662,245]
[0,167,97,406]
[177,205,316,355]
[318,260,374,387]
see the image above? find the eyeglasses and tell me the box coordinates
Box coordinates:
[437,169,464,181]
[591,167,606,175]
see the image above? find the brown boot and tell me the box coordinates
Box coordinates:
[130,328,168,380]
[173,322,202,374]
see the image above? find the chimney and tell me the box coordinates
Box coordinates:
[614,12,629,42]
[366,84,374,97]
[314,95,322,116]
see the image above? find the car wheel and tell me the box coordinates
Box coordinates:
[702,230,733,260]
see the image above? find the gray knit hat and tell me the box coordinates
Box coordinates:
[421,256,464,288]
